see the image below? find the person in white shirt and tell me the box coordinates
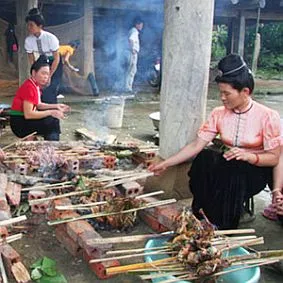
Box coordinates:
[25,8,60,104]
[125,18,144,93]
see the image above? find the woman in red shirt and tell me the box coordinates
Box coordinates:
[10,59,70,140]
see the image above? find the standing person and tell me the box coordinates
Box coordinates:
[55,40,80,96]
[125,18,144,93]
[10,59,70,141]
[149,54,281,229]
[4,23,18,63]
[24,8,60,104]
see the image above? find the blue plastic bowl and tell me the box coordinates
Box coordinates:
[144,237,260,283]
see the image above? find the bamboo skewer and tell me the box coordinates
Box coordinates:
[2,132,37,151]
[221,237,264,251]
[29,189,91,205]
[0,216,27,226]
[89,249,175,263]
[0,233,23,244]
[106,257,178,275]
[94,171,150,182]
[0,254,8,283]
[106,246,170,255]
[56,201,107,210]
[154,259,279,283]
[22,184,74,192]
[55,191,165,210]
[47,199,177,225]
[104,172,154,188]
[135,191,164,199]
[22,181,73,192]
[214,229,255,235]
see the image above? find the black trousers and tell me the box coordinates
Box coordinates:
[189,148,273,229]
[10,115,60,141]
[41,58,63,104]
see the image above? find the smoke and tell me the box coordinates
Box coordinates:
[93,1,164,92]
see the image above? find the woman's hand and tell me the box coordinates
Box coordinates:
[50,109,65,119]
[223,147,254,163]
[148,161,169,176]
[57,104,70,113]
[0,148,5,161]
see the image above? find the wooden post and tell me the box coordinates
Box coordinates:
[226,20,234,54]
[82,0,94,76]
[238,11,246,57]
[252,7,261,74]
[159,0,214,158]
[16,0,38,85]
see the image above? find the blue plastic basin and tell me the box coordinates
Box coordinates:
[144,237,260,283]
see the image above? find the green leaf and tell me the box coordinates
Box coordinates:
[41,257,57,277]
[77,176,86,190]
[37,273,67,283]
[31,258,43,269]
[31,267,42,280]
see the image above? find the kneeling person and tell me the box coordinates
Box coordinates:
[10,60,70,141]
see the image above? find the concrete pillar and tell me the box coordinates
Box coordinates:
[16,0,38,85]
[82,0,94,76]
[160,0,215,159]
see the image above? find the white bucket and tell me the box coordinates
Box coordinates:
[105,97,125,129]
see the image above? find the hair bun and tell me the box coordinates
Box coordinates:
[28,8,41,16]
[218,54,248,77]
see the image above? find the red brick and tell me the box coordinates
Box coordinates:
[5,182,22,206]
[0,197,10,212]
[117,181,143,198]
[66,159,80,174]
[28,190,46,200]
[66,220,94,243]
[83,250,120,279]
[0,227,8,238]
[48,206,79,221]
[55,227,82,257]
[0,244,20,277]
[78,230,112,252]
[31,203,49,214]
[139,211,168,233]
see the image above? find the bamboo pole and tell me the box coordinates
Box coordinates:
[0,216,27,226]
[2,132,37,151]
[89,249,175,264]
[47,199,177,226]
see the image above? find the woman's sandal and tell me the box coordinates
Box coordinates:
[262,203,278,221]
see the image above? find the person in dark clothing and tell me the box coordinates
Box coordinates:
[10,59,70,141]
[4,23,18,62]
[149,54,281,229]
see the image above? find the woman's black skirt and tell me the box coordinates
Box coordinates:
[10,115,60,141]
[189,148,273,229]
